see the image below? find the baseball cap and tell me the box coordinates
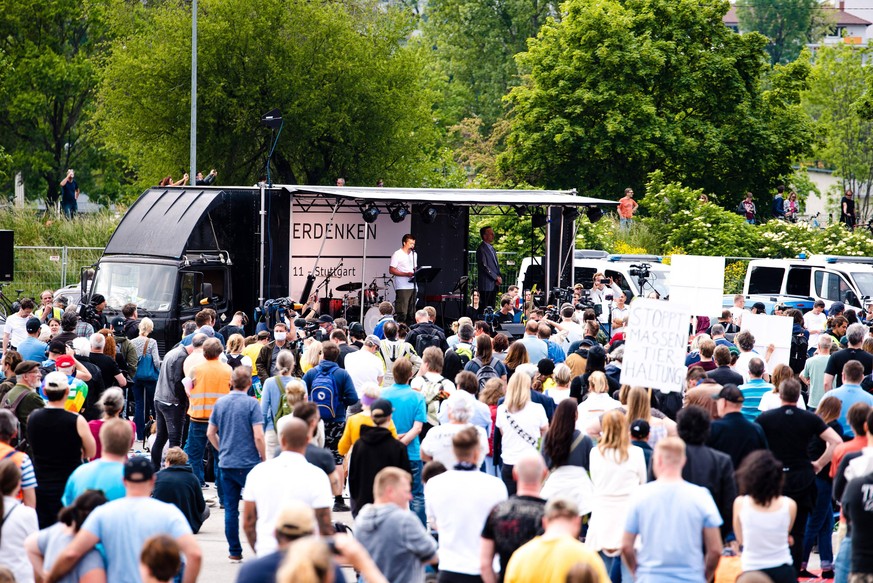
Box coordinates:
[14,361,40,376]
[55,355,76,370]
[90,294,106,305]
[751,302,766,313]
[257,330,271,340]
[274,501,316,538]
[317,314,334,324]
[370,398,393,419]
[630,419,650,439]
[829,301,846,316]
[124,456,155,482]
[364,335,381,347]
[48,340,67,355]
[713,383,745,403]
[349,322,365,337]
[197,325,215,338]
[25,318,41,333]
[110,316,125,335]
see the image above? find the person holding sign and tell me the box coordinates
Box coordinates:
[389,234,417,324]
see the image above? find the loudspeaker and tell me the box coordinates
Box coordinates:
[0,231,12,282]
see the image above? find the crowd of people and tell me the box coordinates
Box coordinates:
[5,279,873,583]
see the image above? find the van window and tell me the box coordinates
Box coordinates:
[748,266,784,294]
[815,270,856,305]
[575,267,597,288]
[786,267,811,296]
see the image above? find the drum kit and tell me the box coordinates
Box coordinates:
[319,274,393,326]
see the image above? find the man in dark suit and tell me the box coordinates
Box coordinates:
[707,384,768,470]
[476,226,502,309]
[706,345,743,387]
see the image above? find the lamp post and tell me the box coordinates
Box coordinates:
[190,0,197,183]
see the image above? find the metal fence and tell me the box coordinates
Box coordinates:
[3,246,104,301]
[467,251,521,297]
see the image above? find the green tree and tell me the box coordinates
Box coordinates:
[499,0,813,207]
[0,0,119,205]
[423,0,560,128]
[804,43,873,221]
[735,0,833,66]
[96,0,449,192]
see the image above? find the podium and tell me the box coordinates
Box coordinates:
[410,266,441,313]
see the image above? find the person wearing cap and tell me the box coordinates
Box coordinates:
[356,467,438,583]
[44,354,89,414]
[0,361,45,436]
[348,398,411,515]
[62,418,133,506]
[2,297,35,354]
[45,455,202,583]
[348,321,366,348]
[237,500,345,583]
[243,418,334,557]
[749,301,767,316]
[28,371,96,528]
[707,384,768,470]
[630,419,653,471]
[338,382,398,458]
[16,318,47,364]
[218,311,248,343]
[207,366,265,562]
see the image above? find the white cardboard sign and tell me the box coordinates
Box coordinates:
[668,255,725,316]
[740,313,792,369]
[620,298,691,393]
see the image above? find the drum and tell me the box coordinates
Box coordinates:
[364,289,379,306]
[319,298,343,318]
[345,305,362,323]
[364,306,382,334]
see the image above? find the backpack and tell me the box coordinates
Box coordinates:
[450,344,472,368]
[472,357,500,393]
[310,366,339,421]
[413,328,441,357]
[226,353,244,370]
[272,376,293,428]
[1,390,32,452]
[789,331,809,375]
[419,375,451,425]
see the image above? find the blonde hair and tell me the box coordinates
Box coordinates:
[139,317,154,335]
[626,386,652,423]
[276,350,296,376]
[227,333,245,354]
[361,382,381,400]
[277,536,333,583]
[505,372,532,413]
[655,436,686,468]
[588,371,608,394]
[284,380,308,410]
[554,364,572,387]
[303,341,323,369]
[479,378,505,406]
[597,409,630,463]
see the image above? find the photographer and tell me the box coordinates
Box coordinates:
[589,273,622,324]
[546,305,584,353]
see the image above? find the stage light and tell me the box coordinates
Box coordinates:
[362,203,380,224]
[531,210,548,228]
[586,206,604,223]
[563,207,580,220]
[513,205,528,217]
[420,204,438,224]
[389,203,409,223]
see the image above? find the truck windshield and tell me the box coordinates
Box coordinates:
[851,272,873,299]
[92,263,176,312]
[643,269,670,299]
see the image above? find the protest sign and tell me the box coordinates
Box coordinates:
[620,298,691,393]
[740,313,792,369]
[668,255,725,316]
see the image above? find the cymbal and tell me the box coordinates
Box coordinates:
[336,282,363,292]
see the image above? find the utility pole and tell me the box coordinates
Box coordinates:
[190,0,197,183]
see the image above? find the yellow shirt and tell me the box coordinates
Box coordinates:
[504,534,610,583]
[337,412,398,456]
[242,342,263,376]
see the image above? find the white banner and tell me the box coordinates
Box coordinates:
[289,211,410,303]
[620,298,691,393]
[740,313,792,369]
[668,255,725,316]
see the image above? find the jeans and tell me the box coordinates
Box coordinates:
[619,218,632,229]
[410,460,426,526]
[134,380,157,440]
[185,420,210,486]
[600,551,632,583]
[61,200,77,219]
[836,535,852,583]
[153,401,185,469]
[802,476,835,569]
[219,467,253,557]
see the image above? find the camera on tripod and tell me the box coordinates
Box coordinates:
[629,262,651,280]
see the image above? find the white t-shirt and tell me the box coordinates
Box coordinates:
[733,350,771,383]
[546,386,572,403]
[611,306,630,334]
[425,470,508,575]
[242,451,333,556]
[577,393,622,430]
[390,248,416,291]
[0,497,38,583]
[803,311,828,345]
[420,423,488,468]
[344,349,384,390]
[495,401,548,465]
[758,390,805,412]
[729,306,749,328]
[3,313,30,349]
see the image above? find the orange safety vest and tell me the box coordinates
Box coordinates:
[187,360,232,421]
[0,442,25,500]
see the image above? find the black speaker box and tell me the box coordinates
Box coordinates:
[0,231,12,282]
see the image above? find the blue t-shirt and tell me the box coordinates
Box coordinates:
[829,384,873,438]
[625,480,722,583]
[62,459,126,506]
[739,379,774,421]
[16,337,48,363]
[209,391,263,469]
[82,497,191,583]
[381,384,427,461]
[38,523,105,583]
[61,179,78,203]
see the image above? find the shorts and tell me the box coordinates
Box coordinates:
[323,419,346,464]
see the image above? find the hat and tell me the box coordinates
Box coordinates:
[274,501,316,538]
[48,340,67,355]
[751,302,766,313]
[713,383,744,404]
[197,325,215,338]
[364,334,381,347]
[829,301,846,317]
[728,345,740,357]
[537,358,555,376]
[370,398,393,419]
[774,303,787,312]
[317,314,334,324]
[349,322,365,337]
[25,318,41,334]
[630,419,650,439]
[55,355,76,370]
[293,318,308,329]
[124,456,155,482]
[90,294,106,305]
[13,361,39,375]
[110,316,125,335]
[257,330,271,340]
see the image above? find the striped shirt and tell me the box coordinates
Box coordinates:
[739,379,775,422]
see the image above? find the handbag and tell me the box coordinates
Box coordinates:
[134,339,160,382]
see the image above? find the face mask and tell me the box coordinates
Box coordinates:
[274,332,287,342]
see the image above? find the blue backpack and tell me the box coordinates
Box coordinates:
[310,366,339,420]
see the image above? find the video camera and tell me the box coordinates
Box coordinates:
[629,262,651,280]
